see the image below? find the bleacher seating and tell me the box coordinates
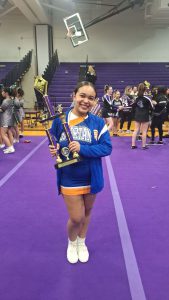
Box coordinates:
[48,62,169,111]
[0,62,17,82]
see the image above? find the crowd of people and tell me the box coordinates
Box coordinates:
[101,82,169,149]
[0,87,25,154]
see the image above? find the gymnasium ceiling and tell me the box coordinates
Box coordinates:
[0,1,169,28]
[0,0,145,27]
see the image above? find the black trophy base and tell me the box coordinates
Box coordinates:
[55,156,82,169]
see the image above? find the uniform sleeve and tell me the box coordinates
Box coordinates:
[19,99,24,107]
[79,122,112,158]
[14,98,21,109]
[1,100,8,111]
[50,117,63,141]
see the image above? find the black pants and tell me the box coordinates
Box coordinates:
[120,111,132,130]
[151,116,163,141]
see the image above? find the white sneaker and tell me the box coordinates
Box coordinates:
[3,147,15,154]
[77,237,89,263]
[13,139,19,143]
[0,144,5,149]
[67,239,78,264]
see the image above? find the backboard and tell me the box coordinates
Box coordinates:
[63,13,88,47]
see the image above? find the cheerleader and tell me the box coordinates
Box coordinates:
[119,86,134,133]
[150,86,168,144]
[112,90,123,136]
[0,87,15,154]
[131,83,153,149]
[49,81,112,264]
[101,85,114,131]
[15,88,25,138]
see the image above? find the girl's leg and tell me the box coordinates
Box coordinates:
[78,193,96,263]
[0,129,4,146]
[116,118,120,132]
[141,122,149,147]
[105,117,113,131]
[63,194,85,241]
[158,121,163,142]
[113,118,118,134]
[14,125,20,141]
[1,127,11,147]
[78,193,96,238]
[132,122,140,146]
[20,119,24,135]
[63,194,85,263]
[127,112,132,130]
[8,128,14,146]
[120,112,125,130]
[150,118,155,141]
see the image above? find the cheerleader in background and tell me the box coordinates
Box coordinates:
[150,86,168,144]
[0,91,5,149]
[119,86,134,134]
[112,90,123,136]
[131,83,153,150]
[16,88,25,138]
[0,87,15,154]
[101,85,114,132]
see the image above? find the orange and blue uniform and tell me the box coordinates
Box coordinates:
[51,109,112,195]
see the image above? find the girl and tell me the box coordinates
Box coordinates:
[0,87,15,154]
[49,81,112,264]
[131,83,153,149]
[16,88,25,138]
[112,90,123,136]
[101,85,114,132]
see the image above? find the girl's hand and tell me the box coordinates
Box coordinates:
[152,100,157,105]
[49,144,59,157]
[119,106,123,110]
[69,141,80,153]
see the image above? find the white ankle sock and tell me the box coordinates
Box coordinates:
[77,236,86,244]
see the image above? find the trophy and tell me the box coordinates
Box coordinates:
[34,76,82,169]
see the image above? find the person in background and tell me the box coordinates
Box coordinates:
[112,90,123,136]
[131,86,138,98]
[49,81,112,264]
[16,87,25,138]
[86,65,97,85]
[101,85,114,132]
[150,86,168,144]
[131,83,153,149]
[119,86,134,134]
[0,87,15,154]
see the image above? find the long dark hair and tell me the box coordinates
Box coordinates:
[137,83,146,97]
[74,81,97,98]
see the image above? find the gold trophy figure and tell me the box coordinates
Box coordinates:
[34,76,82,168]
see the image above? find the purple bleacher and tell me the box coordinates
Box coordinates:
[48,62,169,110]
[0,62,17,82]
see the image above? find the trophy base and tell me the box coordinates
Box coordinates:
[55,156,82,169]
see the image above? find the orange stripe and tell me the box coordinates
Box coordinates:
[69,117,85,127]
[61,186,91,195]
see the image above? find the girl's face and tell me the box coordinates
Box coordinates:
[107,87,113,95]
[1,90,7,98]
[73,85,96,116]
[115,91,120,99]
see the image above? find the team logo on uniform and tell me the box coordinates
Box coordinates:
[59,126,91,143]
[93,129,98,140]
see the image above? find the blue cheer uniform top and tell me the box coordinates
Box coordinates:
[59,111,91,195]
[51,109,112,196]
